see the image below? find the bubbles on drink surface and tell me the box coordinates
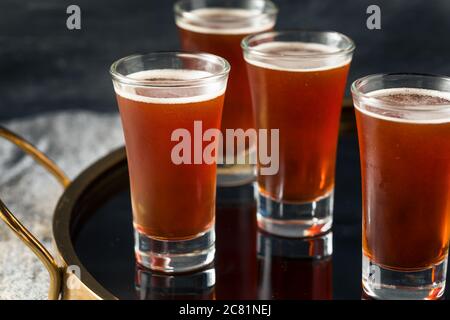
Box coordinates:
[356,88,450,123]
[176,8,276,35]
[128,69,212,82]
[255,42,337,55]
[374,88,450,106]
[113,69,225,104]
[244,42,352,72]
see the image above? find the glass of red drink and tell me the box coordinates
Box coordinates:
[174,0,278,186]
[110,52,230,273]
[242,30,354,238]
[352,73,450,299]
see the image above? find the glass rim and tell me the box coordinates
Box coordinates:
[241,29,355,59]
[174,0,278,21]
[110,51,231,88]
[351,73,450,111]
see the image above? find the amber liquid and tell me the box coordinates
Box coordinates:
[246,48,350,202]
[177,9,273,145]
[356,91,450,270]
[116,87,224,240]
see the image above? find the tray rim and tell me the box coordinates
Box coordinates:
[50,106,356,299]
[53,147,127,300]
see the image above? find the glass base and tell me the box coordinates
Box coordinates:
[135,226,215,273]
[362,253,447,300]
[217,163,255,187]
[256,189,333,238]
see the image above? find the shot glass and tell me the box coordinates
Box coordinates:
[175,0,278,186]
[243,30,354,237]
[352,73,450,299]
[110,52,230,273]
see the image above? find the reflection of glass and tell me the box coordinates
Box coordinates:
[243,30,355,238]
[215,185,258,299]
[135,265,216,300]
[175,0,278,187]
[110,52,230,273]
[352,73,450,300]
[257,231,333,300]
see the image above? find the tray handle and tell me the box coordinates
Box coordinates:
[0,126,70,300]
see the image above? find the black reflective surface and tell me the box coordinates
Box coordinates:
[72,133,449,299]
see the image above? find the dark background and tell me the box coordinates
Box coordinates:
[1,0,449,300]
[1,0,449,120]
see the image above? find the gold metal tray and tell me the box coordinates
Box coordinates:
[6,101,441,300]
